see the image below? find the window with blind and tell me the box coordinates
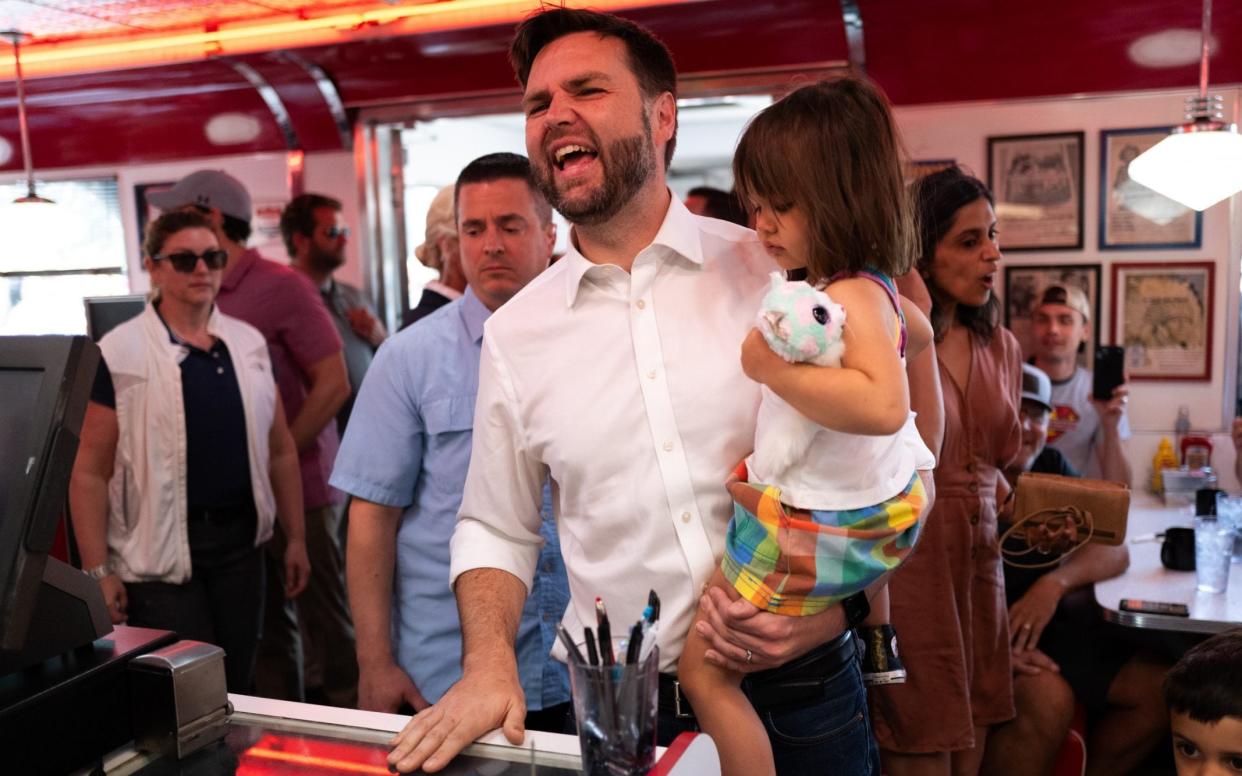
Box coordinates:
[0,177,130,335]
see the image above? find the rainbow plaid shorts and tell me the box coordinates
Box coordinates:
[721,471,926,616]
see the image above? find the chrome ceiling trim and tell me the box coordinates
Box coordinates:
[228,59,300,150]
[277,50,353,150]
[838,0,866,72]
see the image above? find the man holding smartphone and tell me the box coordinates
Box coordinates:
[1029,285,1133,485]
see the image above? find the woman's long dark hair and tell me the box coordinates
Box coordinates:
[913,166,1001,343]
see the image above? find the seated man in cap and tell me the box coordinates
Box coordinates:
[982,364,1166,776]
[1029,285,1132,484]
[149,170,357,706]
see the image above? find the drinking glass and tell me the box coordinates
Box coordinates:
[1194,516,1234,593]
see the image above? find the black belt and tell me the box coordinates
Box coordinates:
[186,504,256,524]
[658,629,857,720]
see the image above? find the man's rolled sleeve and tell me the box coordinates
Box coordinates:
[330,339,424,507]
[450,335,547,593]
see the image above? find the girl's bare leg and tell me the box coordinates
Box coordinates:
[677,569,775,776]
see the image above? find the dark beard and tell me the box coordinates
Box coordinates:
[534,124,656,226]
[309,243,345,274]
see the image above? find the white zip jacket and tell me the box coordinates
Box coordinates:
[99,303,279,583]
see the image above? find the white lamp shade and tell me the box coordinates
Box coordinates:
[1128,127,1242,211]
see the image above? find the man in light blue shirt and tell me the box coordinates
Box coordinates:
[332,153,569,728]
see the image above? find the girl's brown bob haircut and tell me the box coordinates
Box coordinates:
[733,75,915,284]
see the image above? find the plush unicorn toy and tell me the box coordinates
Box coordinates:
[754,272,847,477]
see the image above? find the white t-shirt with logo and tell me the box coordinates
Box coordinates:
[1046,365,1130,479]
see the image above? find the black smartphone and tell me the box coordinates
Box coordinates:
[1120,599,1189,617]
[1093,345,1126,401]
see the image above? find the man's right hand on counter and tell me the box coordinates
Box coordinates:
[358,661,428,714]
[386,662,526,773]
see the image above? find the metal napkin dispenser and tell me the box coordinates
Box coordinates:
[128,640,231,759]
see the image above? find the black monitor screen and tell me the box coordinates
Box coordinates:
[84,295,145,342]
[0,336,103,663]
[0,369,45,499]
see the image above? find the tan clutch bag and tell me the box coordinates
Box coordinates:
[1001,472,1130,569]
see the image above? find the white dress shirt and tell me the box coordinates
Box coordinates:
[451,195,775,672]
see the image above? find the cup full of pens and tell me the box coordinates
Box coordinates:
[557,590,661,776]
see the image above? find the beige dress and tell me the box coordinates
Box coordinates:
[870,326,1022,753]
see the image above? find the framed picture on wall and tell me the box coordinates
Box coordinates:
[1003,263,1101,366]
[905,158,955,183]
[1099,128,1202,250]
[133,181,174,259]
[1110,261,1214,381]
[987,132,1084,251]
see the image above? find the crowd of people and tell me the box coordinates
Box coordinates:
[67,7,1240,776]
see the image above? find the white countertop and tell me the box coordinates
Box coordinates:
[1093,498,1241,633]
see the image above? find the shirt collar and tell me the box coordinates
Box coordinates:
[562,190,704,307]
[220,248,259,292]
[459,287,491,343]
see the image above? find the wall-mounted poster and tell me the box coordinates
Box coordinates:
[987,132,1084,251]
[133,182,174,260]
[1110,261,1214,381]
[1003,263,1101,366]
[905,159,955,184]
[1099,128,1202,250]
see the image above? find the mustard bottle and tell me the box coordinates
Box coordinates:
[1152,437,1178,493]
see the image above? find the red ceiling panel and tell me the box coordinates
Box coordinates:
[865,0,1242,105]
[1,1,1240,172]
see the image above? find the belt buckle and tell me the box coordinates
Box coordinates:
[673,680,693,719]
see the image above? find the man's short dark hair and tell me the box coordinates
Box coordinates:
[509,7,678,167]
[280,193,342,257]
[221,213,253,246]
[1164,628,1242,723]
[454,152,552,225]
[687,186,748,226]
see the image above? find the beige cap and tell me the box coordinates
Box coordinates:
[413,185,457,269]
[1038,284,1090,324]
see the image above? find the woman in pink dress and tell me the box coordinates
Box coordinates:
[870,166,1022,775]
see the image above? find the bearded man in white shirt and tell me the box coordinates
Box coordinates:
[388,8,883,775]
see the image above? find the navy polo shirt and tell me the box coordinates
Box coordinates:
[91,308,254,511]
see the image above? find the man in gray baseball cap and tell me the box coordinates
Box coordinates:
[148,169,357,707]
[148,169,253,222]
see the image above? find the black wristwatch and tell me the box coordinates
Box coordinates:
[842,592,871,627]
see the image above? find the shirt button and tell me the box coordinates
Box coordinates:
[213,352,220,359]
[662,441,674,452]
[681,511,692,523]
[647,370,657,380]
[966,462,976,474]
[970,546,978,559]
[636,299,646,310]
[216,367,224,375]
[970,513,980,526]
[968,481,978,494]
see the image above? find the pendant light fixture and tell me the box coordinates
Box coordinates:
[1,30,53,205]
[1127,0,1242,212]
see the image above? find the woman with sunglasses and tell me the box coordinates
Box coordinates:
[70,210,310,693]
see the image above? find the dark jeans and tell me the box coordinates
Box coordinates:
[254,504,358,707]
[654,646,879,775]
[125,510,265,693]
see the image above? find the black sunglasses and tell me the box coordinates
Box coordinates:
[323,226,349,239]
[152,249,229,272]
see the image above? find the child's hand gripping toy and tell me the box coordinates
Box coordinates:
[754,272,847,478]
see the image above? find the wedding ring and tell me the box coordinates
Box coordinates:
[745,649,753,664]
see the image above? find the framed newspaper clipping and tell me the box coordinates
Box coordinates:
[987,132,1084,251]
[1110,261,1214,381]
[1099,127,1202,250]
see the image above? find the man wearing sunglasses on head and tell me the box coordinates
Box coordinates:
[280,193,386,435]
[149,171,357,707]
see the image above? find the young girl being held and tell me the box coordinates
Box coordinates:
[676,75,936,776]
